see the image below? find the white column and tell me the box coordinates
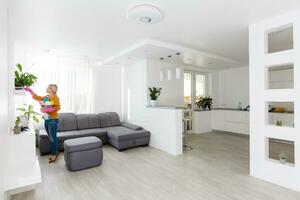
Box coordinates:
[0,0,9,199]
[249,11,300,191]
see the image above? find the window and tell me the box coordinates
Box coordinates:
[184,71,207,109]
[25,54,94,114]
[184,72,192,108]
[195,73,206,104]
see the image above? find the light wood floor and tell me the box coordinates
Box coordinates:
[12,132,300,200]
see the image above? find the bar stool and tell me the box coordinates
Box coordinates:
[182,115,193,151]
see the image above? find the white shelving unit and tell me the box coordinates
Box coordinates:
[4,128,41,197]
[5,86,42,197]
[249,11,300,191]
[13,89,26,96]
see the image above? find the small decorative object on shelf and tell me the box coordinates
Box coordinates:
[195,96,213,110]
[276,120,283,126]
[14,63,38,90]
[16,104,40,130]
[246,105,250,111]
[278,152,288,164]
[13,117,21,134]
[237,101,242,110]
[149,87,162,107]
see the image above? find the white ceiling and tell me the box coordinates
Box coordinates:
[103,39,246,69]
[12,0,300,64]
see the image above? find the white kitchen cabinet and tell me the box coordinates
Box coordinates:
[224,111,249,135]
[193,111,211,134]
[211,110,249,135]
[211,110,225,130]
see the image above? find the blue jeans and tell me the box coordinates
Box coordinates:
[44,119,59,155]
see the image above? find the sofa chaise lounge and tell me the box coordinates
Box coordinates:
[37,112,150,155]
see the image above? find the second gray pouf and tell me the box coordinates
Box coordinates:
[64,136,103,171]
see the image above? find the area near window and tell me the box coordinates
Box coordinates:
[184,71,206,109]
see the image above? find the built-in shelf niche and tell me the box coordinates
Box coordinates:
[266,101,294,128]
[267,64,294,89]
[267,138,295,166]
[266,25,293,54]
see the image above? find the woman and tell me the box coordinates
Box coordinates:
[25,84,61,163]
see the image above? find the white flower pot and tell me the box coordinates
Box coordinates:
[150,100,158,107]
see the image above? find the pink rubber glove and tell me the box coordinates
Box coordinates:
[24,87,34,95]
[40,107,55,113]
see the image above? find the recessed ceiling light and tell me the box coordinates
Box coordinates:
[168,55,172,58]
[127,4,164,24]
[176,52,181,55]
[160,57,164,60]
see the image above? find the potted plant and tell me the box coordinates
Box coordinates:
[14,63,38,90]
[16,104,40,128]
[149,87,162,106]
[195,96,213,110]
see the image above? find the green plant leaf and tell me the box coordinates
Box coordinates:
[14,64,38,87]
[32,115,39,123]
[16,108,26,112]
[31,111,41,115]
[16,63,22,72]
[28,105,33,113]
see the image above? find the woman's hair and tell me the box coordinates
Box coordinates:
[49,84,58,94]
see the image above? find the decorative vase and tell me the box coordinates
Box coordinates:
[279,152,288,164]
[13,125,21,134]
[15,86,24,90]
[150,100,158,107]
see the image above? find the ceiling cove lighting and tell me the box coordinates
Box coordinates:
[127,4,164,24]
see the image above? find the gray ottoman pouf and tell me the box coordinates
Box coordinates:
[64,136,103,171]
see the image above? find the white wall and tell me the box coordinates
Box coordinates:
[215,67,249,108]
[122,60,183,155]
[129,60,250,110]
[93,65,122,117]
[146,60,184,107]
[0,0,9,199]
[249,10,300,191]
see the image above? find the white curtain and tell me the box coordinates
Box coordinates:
[25,54,94,114]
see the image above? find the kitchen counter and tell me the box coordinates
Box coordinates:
[147,105,187,110]
[194,108,249,112]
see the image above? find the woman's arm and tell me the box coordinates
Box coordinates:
[25,87,44,101]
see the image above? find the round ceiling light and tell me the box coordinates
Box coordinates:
[127,4,164,24]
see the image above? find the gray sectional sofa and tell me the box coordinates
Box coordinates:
[37,112,150,155]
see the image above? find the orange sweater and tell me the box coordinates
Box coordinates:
[32,94,61,120]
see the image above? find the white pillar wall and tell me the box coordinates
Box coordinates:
[249,11,300,191]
